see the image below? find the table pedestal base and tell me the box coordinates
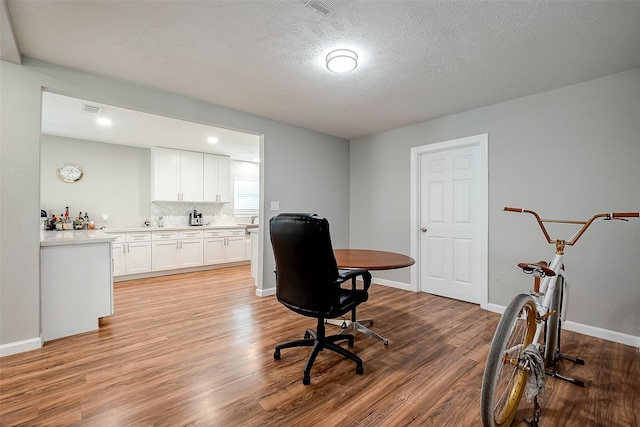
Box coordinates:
[325,318,389,345]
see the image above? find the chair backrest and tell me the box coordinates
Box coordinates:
[269,213,339,318]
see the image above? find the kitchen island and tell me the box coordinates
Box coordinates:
[40,230,116,342]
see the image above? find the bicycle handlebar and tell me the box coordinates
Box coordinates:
[503,207,639,246]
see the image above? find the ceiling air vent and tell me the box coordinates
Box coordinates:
[81,103,103,114]
[303,0,350,16]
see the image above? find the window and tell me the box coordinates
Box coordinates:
[234,179,259,216]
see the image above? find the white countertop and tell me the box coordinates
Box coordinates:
[101,224,255,233]
[40,229,118,247]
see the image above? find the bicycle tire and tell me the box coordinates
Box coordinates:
[481,293,538,427]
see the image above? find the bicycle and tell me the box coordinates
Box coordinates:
[480,207,639,427]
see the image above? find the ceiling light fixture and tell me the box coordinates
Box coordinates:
[207,137,219,144]
[96,117,112,126]
[326,49,358,73]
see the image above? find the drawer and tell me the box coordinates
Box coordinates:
[204,230,226,238]
[152,231,179,241]
[126,232,151,242]
[108,233,126,243]
[179,230,203,239]
[227,229,246,236]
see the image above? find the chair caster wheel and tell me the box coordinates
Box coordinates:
[304,333,310,339]
[303,375,311,385]
[348,337,355,348]
[274,350,281,360]
[356,365,364,375]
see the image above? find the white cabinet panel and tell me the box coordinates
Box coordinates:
[179,239,204,268]
[126,241,152,274]
[41,242,113,341]
[152,230,203,270]
[151,147,180,201]
[180,150,204,202]
[226,236,247,262]
[204,238,226,264]
[151,147,203,202]
[109,232,151,276]
[152,240,180,271]
[203,228,246,265]
[204,154,231,203]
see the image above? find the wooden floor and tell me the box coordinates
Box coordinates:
[1,266,638,426]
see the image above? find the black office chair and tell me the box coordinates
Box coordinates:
[269,213,372,385]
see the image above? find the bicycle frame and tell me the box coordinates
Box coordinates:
[529,253,566,362]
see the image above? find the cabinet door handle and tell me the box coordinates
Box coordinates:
[127,243,130,253]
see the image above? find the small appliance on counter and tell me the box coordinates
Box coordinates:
[189,210,203,226]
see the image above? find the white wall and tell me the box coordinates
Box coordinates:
[40,135,150,228]
[0,58,350,353]
[350,69,640,343]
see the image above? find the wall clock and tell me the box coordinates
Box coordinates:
[57,163,83,183]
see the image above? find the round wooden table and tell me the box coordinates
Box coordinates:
[334,249,415,270]
[330,249,415,345]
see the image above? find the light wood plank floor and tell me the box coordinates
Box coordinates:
[1,266,638,426]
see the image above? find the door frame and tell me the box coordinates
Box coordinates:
[409,133,489,309]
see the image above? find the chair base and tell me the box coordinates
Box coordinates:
[326,317,389,345]
[274,320,363,385]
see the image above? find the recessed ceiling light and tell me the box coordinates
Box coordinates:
[207,137,219,143]
[326,49,358,73]
[96,117,112,126]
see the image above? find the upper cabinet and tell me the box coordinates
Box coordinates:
[151,148,230,203]
[203,154,231,203]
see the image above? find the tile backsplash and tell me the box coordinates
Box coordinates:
[150,201,240,227]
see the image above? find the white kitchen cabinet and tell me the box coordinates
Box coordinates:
[151,230,203,271]
[204,228,245,265]
[178,230,204,268]
[111,232,152,276]
[151,147,203,202]
[203,153,231,203]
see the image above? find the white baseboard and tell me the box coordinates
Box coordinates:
[0,336,42,357]
[486,303,639,348]
[256,286,276,297]
[372,277,413,292]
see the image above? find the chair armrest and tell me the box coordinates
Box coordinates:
[337,269,371,291]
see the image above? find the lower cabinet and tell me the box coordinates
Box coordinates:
[109,227,248,277]
[151,230,203,271]
[204,228,246,265]
[112,232,152,276]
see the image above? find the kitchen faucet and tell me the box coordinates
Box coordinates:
[250,215,258,224]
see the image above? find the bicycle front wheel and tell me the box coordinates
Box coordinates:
[481,293,538,427]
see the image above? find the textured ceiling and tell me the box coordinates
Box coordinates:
[4,0,640,140]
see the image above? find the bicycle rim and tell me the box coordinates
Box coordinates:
[481,294,537,427]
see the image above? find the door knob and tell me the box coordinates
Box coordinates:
[420,227,427,233]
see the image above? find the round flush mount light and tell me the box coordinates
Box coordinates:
[96,117,112,126]
[207,136,219,144]
[326,49,358,73]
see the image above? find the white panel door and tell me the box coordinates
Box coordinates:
[419,144,482,303]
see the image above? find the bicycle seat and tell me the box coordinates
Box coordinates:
[517,261,556,277]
